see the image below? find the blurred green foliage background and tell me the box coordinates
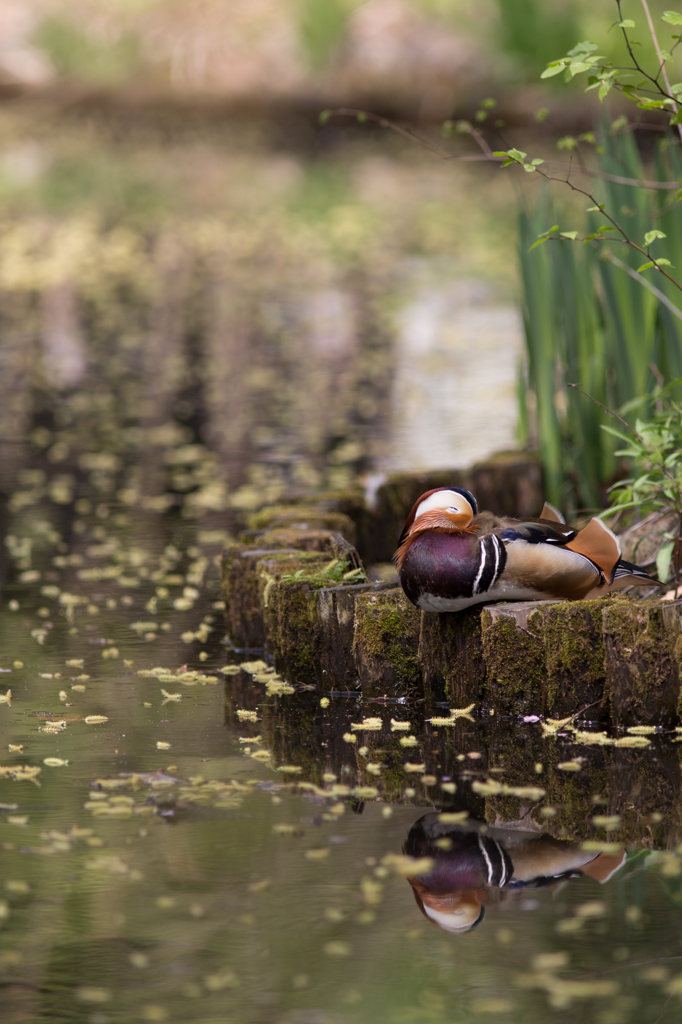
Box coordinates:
[0,0,680,515]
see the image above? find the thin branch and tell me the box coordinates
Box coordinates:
[641,0,682,140]
[567,383,646,444]
[600,249,682,321]
[323,110,681,190]
[561,164,680,190]
[617,0,668,96]
[534,165,682,293]
[322,108,453,159]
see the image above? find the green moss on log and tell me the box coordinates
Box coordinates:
[602,600,680,726]
[247,504,355,543]
[480,606,546,715]
[542,599,611,717]
[256,551,328,678]
[353,589,422,697]
[419,608,485,706]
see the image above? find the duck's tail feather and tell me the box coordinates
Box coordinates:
[610,558,661,587]
[540,502,565,524]
[565,518,621,579]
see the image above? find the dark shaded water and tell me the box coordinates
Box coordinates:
[2,481,682,1024]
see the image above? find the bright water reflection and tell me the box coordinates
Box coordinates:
[1,497,682,1024]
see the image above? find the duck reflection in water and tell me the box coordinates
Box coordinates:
[404,812,626,934]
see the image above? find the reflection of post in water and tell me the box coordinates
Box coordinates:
[403,812,625,934]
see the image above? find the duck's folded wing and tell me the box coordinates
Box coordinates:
[497,520,577,545]
[500,517,622,582]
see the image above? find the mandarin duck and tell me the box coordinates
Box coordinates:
[394,487,658,612]
[404,812,625,933]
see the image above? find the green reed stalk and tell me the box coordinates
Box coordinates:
[519,131,682,512]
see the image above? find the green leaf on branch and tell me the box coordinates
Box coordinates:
[560,231,579,240]
[529,225,559,251]
[662,11,682,25]
[480,97,496,109]
[618,19,635,27]
[541,61,568,78]
[637,98,674,109]
[638,259,674,271]
[441,120,454,137]
[599,80,613,101]
[586,204,605,212]
[535,107,550,121]
[656,541,675,583]
[610,116,628,130]
[568,41,599,54]
[645,229,667,245]
[557,136,578,150]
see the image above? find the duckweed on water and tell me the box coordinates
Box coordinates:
[4,445,682,1023]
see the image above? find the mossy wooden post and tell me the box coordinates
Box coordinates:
[353,588,422,697]
[316,582,396,689]
[246,504,357,544]
[256,527,343,552]
[419,609,485,706]
[480,602,556,715]
[221,546,312,649]
[602,600,681,726]
[256,552,328,682]
[542,599,612,718]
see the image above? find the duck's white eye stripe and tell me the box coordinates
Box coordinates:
[415,490,471,519]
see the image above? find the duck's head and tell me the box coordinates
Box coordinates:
[398,487,478,546]
[409,881,485,934]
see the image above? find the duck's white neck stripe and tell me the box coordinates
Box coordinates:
[472,540,486,595]
[478,834,494,883]
[491,536,501,587]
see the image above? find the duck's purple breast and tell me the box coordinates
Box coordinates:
[399,531,478,607]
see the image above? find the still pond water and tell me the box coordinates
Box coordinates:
[1,484,682,1024]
